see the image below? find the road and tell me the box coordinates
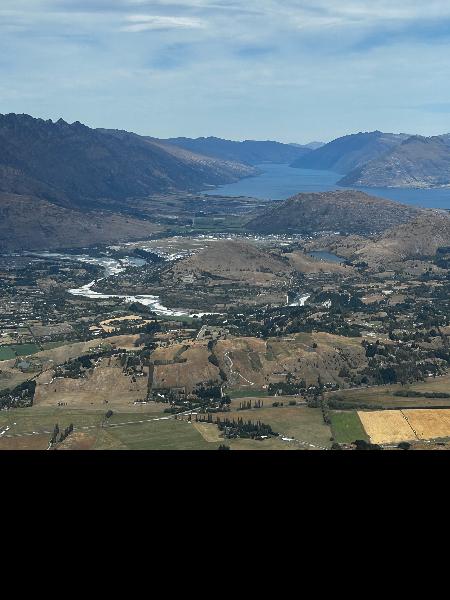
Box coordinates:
[224,351,255,386]
[1,402,204,442]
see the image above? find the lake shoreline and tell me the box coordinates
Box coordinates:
[206,163,450,210]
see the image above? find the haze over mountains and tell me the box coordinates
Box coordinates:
[290,131,411,174]
[163,136,313,165]
[340,135,450,188]
[293,129,450,189]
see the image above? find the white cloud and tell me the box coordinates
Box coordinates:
[122,14,206,31]
[282,0,450,28]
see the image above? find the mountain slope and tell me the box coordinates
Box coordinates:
[291,131,410,174]
[351,211,450,266]
[163,136,311,165]
[0,114,256,210]
[0,193,161,251]
[246,190,420,235]
[339,135,450,188]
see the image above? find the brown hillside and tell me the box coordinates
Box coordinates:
[246,190,420,235]
[168,239,291,283]
[353,211,450,266]
[0,193,161,251]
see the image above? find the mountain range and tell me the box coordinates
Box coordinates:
[0,113,263,250]
[163,136,313,165]
[0,113,256,210]
[1,112,449,252]
[340,135,450,188]
[292,129,450,189]
[290,131,410,174]
[0,193,162,252]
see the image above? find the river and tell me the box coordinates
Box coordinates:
[33,252,192,317]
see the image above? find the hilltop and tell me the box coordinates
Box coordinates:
[167,239,291,283]
[246,190,420,235]
[290,131,409,174]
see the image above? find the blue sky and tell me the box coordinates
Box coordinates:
[1,0,450,143]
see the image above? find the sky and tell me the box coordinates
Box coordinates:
[1,0,450,143]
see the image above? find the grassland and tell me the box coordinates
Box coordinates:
[41,341,70,351]
[0,402,335,450]
[228,389,269,399]
[329,411,368,444]
[218,405,332,449]
[0,406,145,435]
[215,332,367,391]
[0,406,220,450]
[0,347,16,361]
[0,343,40,361]
[326,374,450,409]
[94,419,217,450]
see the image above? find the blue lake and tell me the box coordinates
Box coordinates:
[206,163,450,210]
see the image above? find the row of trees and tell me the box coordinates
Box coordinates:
[216,417,277,440]
[50,422,74,446]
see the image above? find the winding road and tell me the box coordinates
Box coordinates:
[224,351,255,386]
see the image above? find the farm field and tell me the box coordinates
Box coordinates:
[329,411,368,444]
[0,433,50,450]
[0,406,219,450]
[1,404,332,450]
[0,406,166,435]
[404,410,450,441]
[93,418,217,450]
[358,408,450,444]
[228,389,269,399]
[358,410,416,444]
[0,369,30,392]
[0,347,17,361]
[0,343,40,361]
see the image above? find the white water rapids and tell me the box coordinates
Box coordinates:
[33,252,193,316]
